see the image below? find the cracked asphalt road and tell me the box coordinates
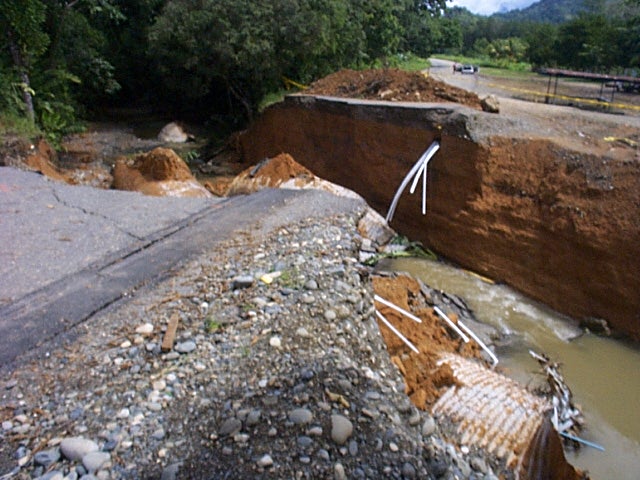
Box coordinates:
[0,167,365,368]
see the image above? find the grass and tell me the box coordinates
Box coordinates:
[0,111,41,139]
[205,315,222,333]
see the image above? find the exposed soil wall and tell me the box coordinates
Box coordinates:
[239,95,640,339]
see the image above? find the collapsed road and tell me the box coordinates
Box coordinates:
[0,167,363,367]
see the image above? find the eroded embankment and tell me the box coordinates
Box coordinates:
[239,95,640,339]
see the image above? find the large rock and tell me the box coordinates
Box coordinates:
[158,122,193,143]
[112,147,211,197]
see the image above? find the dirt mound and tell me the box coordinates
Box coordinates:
[226,153,314,195]
[113,147,211,197]
[306,68,482,109]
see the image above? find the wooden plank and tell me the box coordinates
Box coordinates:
[161,314,180,352]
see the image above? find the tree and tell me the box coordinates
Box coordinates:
[0,0,49,122]
[525,23,558,68]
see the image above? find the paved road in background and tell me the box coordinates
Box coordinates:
[0,167,364,368]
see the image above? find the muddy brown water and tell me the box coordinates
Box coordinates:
[377,257,640,480]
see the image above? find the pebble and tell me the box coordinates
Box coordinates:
[304,279,318,290]
[334,462,347,480]
[160,462,182,480]
[288,408,313,425]
[60,437,99,461]
[175,341,196,353]
[34,448,60,467]
[135,323,154,335]
[219,418,242,436]
[295,327,310,338]
[402,462,417,479]
[330,415,353,445]
[82,451,110,472]
[231,275,254,290]
[422,416,436,436]
[324,309,337,321]
[269,336,282,348]
[471,456,488,474]
[257,454,273,467]
[35,471,63,480]
[317,449,330,461]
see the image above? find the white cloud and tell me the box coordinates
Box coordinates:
[448,0,537,16]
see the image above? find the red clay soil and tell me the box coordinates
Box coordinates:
[113,147,211,197]
[305,68,483,109]
[372,274,483,410]
[225,153,314,195]
[238,89,640,339]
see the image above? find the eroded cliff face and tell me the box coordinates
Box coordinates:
[239,95,640,339]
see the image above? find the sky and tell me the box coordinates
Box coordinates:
[448,0,538,16]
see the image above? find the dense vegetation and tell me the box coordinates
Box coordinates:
[1,0,639,142]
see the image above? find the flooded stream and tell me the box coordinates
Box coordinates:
[377,257,640,480]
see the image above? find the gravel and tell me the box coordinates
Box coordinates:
[0,207,506,479]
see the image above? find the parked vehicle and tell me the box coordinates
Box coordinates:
[461,64,475,74]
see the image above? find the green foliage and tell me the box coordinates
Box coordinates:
[147,0,449,122]
[363,236,437,266]
[205,315,222,333]
[394,52,431,71]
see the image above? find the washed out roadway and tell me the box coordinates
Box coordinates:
[0,167,364,368]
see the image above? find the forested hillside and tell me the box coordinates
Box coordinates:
[495,0,634,23]
[494,0,588,23]
[1,0,639,142]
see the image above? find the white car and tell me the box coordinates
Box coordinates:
[461,65,475,74]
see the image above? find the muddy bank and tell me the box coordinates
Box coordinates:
[238,94,640,339]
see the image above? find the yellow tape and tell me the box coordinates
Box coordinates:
[282,76,307,90]
[604,136,638,147]
[484,82,640,112]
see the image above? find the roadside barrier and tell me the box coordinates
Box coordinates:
[484,81,640,112]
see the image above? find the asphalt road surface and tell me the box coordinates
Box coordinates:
[0,167,364,368]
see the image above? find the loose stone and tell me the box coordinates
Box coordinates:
[289,408,313,425]
[402,462,417,479]
[60,437,99,461]
[231,275,254,290]
[334,462,347,480]
[295,327,310,338]
[422,416,436,437]
[246,410,261,426]
[219,418,242,436]
[34,471,63,480]
[82,451,111,472]
[324,309,337,321]
[269,336,282,348]
[34,448,60,467]
[160,462,182,480]
[257,454,273,468]
[135,323,154,335]
[317,449,330,462]
[330,415,353,445]
[175,341,196,353]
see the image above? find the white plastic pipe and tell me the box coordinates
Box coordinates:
[386,141,440,223]
[422,160,427,215]
[433,306,469,343]
[457,319,499,367]
[375,310,420,354]
[409,161,426,194]
[374,294,422,324]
